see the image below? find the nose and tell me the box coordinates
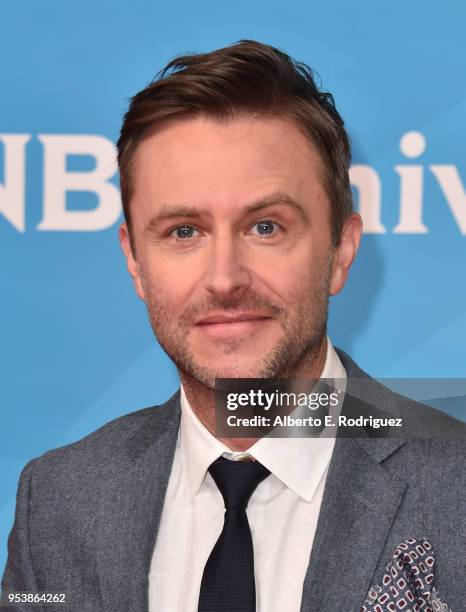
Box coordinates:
[203,232,251,298]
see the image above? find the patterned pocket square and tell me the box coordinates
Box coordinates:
[361,538,452,611]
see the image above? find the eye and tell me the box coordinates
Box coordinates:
[250,220,281,237]
[169,225,199,239]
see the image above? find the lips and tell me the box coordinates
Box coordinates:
[194,313,272,338]
[195,313,271,325]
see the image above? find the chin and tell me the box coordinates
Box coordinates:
[183,335,286,382]
[194,359,273,383]
[192,334,280,360]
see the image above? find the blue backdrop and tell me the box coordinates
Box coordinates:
[1,0,465,573]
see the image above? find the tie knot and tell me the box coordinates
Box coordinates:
[208,456,270,510]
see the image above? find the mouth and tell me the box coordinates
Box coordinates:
[195,313,273,337]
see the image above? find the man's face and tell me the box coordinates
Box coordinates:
[120,116,361,388]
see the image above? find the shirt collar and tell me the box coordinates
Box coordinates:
[179,385,232,499]
[179,336,346,502]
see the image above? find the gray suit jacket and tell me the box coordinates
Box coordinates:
[2,349,465,611]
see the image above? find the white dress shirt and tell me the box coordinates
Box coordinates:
[148,337,346,612]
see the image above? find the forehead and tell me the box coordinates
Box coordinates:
[130,115,329,221]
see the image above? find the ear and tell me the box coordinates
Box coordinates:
[119,223,146,301]
[329,213,363,296]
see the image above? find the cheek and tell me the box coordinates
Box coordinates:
[256,243,321,301]
[140,244,205,280]
[140,258,199,311]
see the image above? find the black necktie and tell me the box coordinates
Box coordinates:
[198,456,271,612]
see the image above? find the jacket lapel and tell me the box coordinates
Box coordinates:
[95,392,181,612]
[300,351,408,611]
[300,436,407,611]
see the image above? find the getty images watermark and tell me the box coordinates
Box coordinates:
[214,378,466,438]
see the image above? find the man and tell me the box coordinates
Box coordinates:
[2,40,465,612]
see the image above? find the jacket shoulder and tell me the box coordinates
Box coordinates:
[27,390,181,474]
[336,347,466,437]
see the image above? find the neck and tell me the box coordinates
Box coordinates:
[179,336,328,451]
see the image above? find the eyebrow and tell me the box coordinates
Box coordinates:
[143,191,309,234]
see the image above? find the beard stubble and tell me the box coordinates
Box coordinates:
[141,255,333,389]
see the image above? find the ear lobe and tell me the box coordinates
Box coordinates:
[118,223,146,301]
[329,213,363,296]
